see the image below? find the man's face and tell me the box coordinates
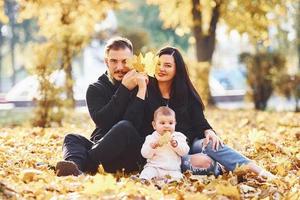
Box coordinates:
[105,48,132,81]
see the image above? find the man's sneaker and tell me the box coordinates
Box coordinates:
[55,161,82,177]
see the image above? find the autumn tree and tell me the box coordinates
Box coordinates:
[17,0,120,126]
[147,0,291,104]
[239,52,286,110]
[116,0,190,53]
[29,43,65,127]
[18,0,119,108]
[273,1,300,112]
[0,0,7,23]
[0,0,8,91]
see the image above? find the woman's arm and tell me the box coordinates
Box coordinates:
[189,98,213,139]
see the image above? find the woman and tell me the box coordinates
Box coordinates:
[133,46,274,178]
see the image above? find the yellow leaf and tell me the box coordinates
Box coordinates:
[215,184,240,199]
[142,52,158,77]
[157,131,171,147]
[83,174,116,195]
[275,165,286,176]
[127,54,144,72]
[20,169,43,183]
[127,52,157,76]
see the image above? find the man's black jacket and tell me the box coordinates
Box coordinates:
[86,73,144,142]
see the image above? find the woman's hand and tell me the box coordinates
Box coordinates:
[203,129,223,151]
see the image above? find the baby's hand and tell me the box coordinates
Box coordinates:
[150,142,159,149]
[170,139,178,148]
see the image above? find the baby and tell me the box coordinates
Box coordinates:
[139,106,190,180]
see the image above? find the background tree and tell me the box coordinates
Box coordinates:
[116,0,190,53]
[17,0,120,126]
[29,43,65,127]
[6,0,17,86]
[296,1,300,111]
[0,0,8,92]
[0,0,37,92]
[147,0,291,104]
[18,0,120,108]
[0,0,7,23]
[240,52,286,110]
[273,1,300,112]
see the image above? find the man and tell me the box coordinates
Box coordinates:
[56,37,148,176]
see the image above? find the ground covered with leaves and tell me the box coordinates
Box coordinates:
[0,109,300,199]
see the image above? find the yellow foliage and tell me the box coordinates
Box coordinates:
[188,60,211,105]
[83,174,117,195]
[17,0,122,124]
[20,169,43,183]
[127,51,158,77]
[1,109,300,199]
[0,0,8,23]
[147,0,292,42]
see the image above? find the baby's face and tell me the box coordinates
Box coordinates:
[152,114,176,135]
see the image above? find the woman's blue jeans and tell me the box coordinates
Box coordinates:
[181,139,251,176]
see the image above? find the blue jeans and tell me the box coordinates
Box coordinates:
[181,139,250,176]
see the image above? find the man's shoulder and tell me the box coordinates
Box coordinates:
[88,74,110,91]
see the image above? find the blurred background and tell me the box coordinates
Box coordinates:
[0,0,299,127]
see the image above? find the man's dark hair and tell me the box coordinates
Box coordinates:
[105,37,133,57]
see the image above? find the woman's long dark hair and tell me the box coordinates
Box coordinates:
[157,46,205,110]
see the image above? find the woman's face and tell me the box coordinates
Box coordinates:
[155,54,176,83]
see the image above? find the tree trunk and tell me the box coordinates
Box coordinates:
[10,24,16,85]
[62,44,75,108]
[0,23,3,92]
[296,1,300,112]
[191,0,220,105]
[7,0,16,86]
[296,96,299,112]
[192,0,219,62]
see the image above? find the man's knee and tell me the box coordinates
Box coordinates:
[63,133,80,144]
[114,120,134,130]
[111,120,137,138]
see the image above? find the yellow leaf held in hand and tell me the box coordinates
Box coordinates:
[127,54,144,72]
[142,52,158,77]
[126,52,158,77]
[158,131,171,147]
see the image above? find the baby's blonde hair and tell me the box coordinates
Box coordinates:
[153,106,176,121]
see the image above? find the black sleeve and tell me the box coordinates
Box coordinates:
[86,83,131,130]
[189,98,213,139]
[123,95,145,131]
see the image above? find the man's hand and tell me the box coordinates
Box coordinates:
[136,73,148,88]
[203,129,223,151]
[121,69,138,90]
[136,73,148,100]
